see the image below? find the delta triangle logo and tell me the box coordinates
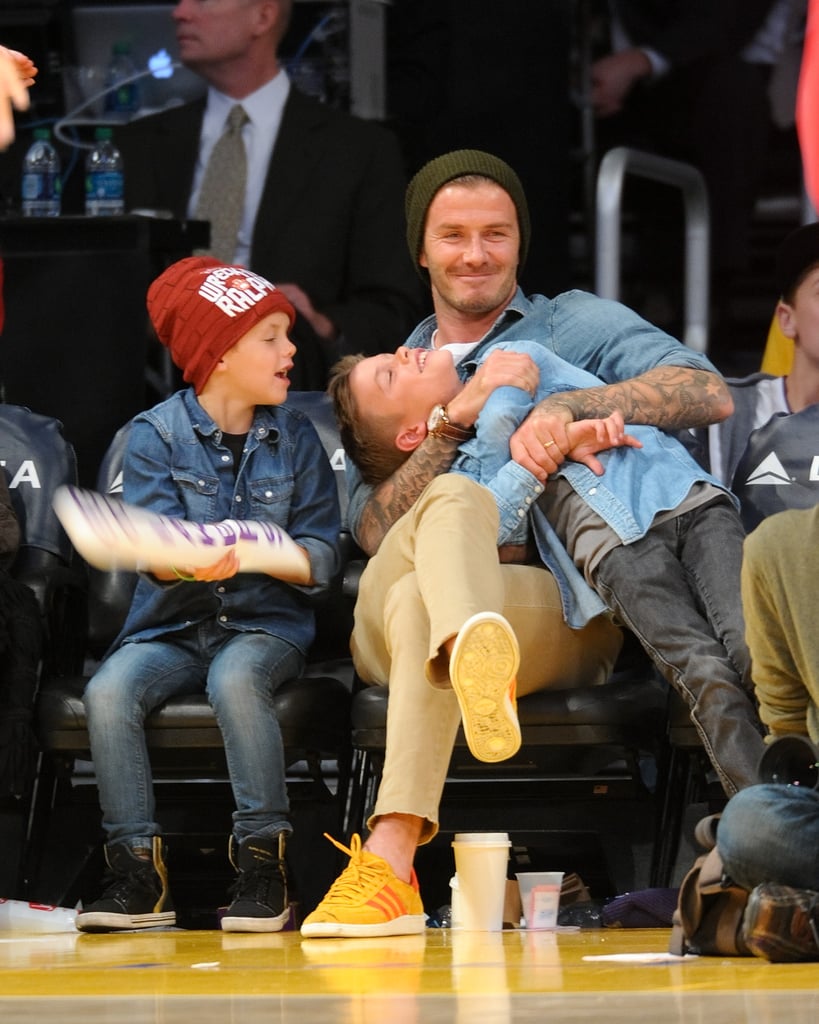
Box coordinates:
[744,451,792,487]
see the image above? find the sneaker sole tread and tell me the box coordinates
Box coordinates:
[450,612,521,763]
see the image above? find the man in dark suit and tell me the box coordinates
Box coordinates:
[117,0,423,390]
[591,0,786,337]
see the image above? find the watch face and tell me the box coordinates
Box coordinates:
[427,404,445,432]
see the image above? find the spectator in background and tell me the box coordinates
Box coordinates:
[591,1,799,338]
[698,221,819,529]
[117,0,423,390]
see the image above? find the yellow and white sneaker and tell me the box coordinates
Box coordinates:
[450,611,521,763]
[300,834,427,938]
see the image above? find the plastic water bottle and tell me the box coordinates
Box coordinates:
[0,898,77,933]
[21,128,61,217]
[104,41,140,115]
[85,127,125,216]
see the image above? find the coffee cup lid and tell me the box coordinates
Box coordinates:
[452,831,511,844]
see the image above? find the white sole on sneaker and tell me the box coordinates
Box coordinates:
[449,611,521,763]
[75,910,176,932]
[300,913,427,938]
[221,908,290,932]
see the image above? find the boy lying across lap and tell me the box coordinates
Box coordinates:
[329,338,766,799]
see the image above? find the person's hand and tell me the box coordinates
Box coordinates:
[0,47,38,150]
[509,398,574,481]
[512,406,642,481]
[564,412,642,473]
[446,349,539,428]
[275,281,337,342]
[157,549,240,583]
[590,49,652,117]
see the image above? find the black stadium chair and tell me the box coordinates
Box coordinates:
[0,404,86,896]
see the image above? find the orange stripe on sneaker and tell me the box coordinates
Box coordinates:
[367,886,404,919]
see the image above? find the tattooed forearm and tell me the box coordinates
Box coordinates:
[539,366,733,431]
[356,435,461,555]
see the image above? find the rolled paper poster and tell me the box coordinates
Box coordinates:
[53,484,310,580]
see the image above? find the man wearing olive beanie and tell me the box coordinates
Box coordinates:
[404,148,532,278]
[304,149,736,939]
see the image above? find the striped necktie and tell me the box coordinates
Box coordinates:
[194,104,249,264]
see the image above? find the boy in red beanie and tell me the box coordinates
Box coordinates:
[76,257,341,934]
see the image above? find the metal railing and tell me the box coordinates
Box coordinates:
[595,146,710,353]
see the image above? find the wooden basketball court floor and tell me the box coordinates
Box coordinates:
[1,925,817,1023]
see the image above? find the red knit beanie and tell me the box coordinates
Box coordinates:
[146,256,296,393]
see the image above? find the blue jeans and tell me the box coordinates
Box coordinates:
[718,785,819,891]
[593,497,765,795]
[83,621,304,848]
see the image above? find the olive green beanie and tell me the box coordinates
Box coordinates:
[404,149,531,277]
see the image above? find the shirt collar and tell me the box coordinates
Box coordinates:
[203,69,290,133]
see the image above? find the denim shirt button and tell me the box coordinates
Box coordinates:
[517,509,525,518]
[221,454,230,463]
[588,487,597,495]
[265,490,272,498]
[219,614,228,622]
[235,495,242,502]
[217,585,225,593]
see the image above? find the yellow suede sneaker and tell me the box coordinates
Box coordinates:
[300,834,427,938]
[450,611,521,763]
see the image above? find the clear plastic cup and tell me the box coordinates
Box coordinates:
[515,871,564,929]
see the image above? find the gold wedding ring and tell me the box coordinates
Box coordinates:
[543,440,556,449]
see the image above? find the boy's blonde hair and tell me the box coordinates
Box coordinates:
[327,355,413,485]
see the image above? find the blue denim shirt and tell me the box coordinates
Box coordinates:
[115,388,342,654]
[452,340,737,628]
[346,287,720,543]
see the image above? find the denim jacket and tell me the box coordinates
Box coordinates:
[115,388,341,654]
[346,287,720,544]
[451,340,737,628]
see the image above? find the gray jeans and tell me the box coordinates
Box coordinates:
[593,497,765,795]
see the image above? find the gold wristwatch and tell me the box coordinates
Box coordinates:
[426,404,475,442]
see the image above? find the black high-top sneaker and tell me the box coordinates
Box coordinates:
[221,832,289,932]
[76,836,175,932]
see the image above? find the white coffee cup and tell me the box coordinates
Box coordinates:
[451,832,511,931]
[516,871,564,929]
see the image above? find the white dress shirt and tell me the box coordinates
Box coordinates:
[187,70,291,267]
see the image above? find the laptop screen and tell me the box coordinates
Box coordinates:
[70,3,206,115]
